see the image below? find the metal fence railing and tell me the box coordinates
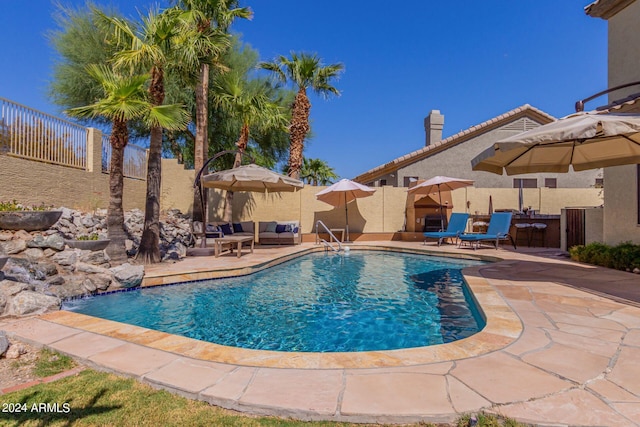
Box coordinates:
[1,97,148,180]
[101,134,148,180]
[1,97,87,169]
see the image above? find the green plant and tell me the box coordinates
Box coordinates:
[570,241,640,272]
[0,200,54,212]
[77,233,100,241]
[33,349,76,377]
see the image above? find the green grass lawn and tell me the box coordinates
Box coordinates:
[0,350,527,427]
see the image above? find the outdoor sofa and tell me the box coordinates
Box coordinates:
[258,221,301,245]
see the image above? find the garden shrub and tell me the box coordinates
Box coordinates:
[569,241,640,272]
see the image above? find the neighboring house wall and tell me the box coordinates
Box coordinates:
[594,0,640,244]
[399,117,602,189]
[356,106,602,190]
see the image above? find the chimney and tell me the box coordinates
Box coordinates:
[424,110,444,146]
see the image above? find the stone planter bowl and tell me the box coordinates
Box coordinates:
[0,211,63,231]
[64,239,111,251]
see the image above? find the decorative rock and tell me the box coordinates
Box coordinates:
[1,239,27,255]
[91,274,112,291]
[0,280,29,296]
[45,275,65,286]
[634,267,640,274]
[82,278,97,292]
[51,250,77,267]
[23,247,45,261]
[110,263,144,289]
[5,343,27,359]
[75,262,110,275]
[7,291,61,316]
[0,331,8,356]
[79,250,110,266]
[36,262,59,277]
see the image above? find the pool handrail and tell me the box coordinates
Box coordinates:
[315,220,343,252]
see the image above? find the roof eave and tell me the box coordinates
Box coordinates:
[585,0,636,19]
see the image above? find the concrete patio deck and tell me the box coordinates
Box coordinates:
[2,241,640,426]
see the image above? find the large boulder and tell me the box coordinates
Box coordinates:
[110,263,144,289]
[6,291,61,316]
[0,331,9,356]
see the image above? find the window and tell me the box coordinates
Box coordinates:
[513,178,537,188]
[379,179,387,187]
[403,176,418,187]
[544,178,557,188]
[595,178,604,188]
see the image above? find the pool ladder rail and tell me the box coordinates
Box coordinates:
[315,220,343,252]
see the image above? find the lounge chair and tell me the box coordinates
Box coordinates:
[423,212,470,246]
[458,212,516,250]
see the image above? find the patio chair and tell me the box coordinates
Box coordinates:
[423,212,470,246]
[458,212,516,250]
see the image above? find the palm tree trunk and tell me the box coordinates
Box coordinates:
[137,66,164,264]
[193,63,210,223]
[106,119,129,264]
[224,123,250,222]
[288,88,311,179]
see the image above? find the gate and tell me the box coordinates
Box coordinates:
[565,208,585,248]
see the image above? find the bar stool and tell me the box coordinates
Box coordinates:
[530,223,547,247]
[514,223,532,247]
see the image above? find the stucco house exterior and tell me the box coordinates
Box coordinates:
[353,105,603,190]
[586,0,640,245]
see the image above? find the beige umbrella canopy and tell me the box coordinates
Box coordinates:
[407,176,475,228]
[201,163,304,192]
[471,111,640,175]
[316,179,376,242]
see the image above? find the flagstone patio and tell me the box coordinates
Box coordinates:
[1,242,639,426]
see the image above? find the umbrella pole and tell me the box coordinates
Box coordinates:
[345,193,350,243]
[437,184,444,232]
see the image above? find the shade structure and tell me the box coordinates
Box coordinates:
[471,111,640,175]
[201,163,304,192]
[315,179,376,242]
[407,176,475,230]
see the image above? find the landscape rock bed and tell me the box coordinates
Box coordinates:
[0,208,195,318]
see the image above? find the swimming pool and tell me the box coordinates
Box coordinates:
[63,251,486,352]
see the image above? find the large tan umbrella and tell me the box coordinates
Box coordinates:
[201,163,304,192]
[316,179,376,242]
[407,176,475,230]
[471,111,640,175]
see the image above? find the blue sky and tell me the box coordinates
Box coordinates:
[1,1,607,179]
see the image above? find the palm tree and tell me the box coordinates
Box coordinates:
[176,0,251,222]
[100,6,195,263]
[66,65,189,264]
[259,52,344,179]
[212,71,288,221]
[301,157,338,186]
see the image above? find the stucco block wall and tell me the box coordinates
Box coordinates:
[160,158,195,214]
[602,0,640,245]
[399,119,602,189]
[206,186,408,234]
[0,154,147,211]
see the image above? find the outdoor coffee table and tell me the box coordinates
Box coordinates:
[213,235,255,258]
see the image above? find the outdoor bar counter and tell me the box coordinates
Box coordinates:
[470,214,561,248]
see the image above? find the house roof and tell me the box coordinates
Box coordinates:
[352,104,555,184]
[585,0,636,19]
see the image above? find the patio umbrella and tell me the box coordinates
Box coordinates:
[471,111,640,175]
[201,163,304,192]
[407,176,475,230]
[316,179,376,242]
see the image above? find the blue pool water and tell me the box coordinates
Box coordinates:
[63,251,486,352]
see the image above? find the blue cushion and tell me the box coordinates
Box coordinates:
[275,224,287,233]
[219,223,233,235]
[293,227,299,234]
[232,223,243,233]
